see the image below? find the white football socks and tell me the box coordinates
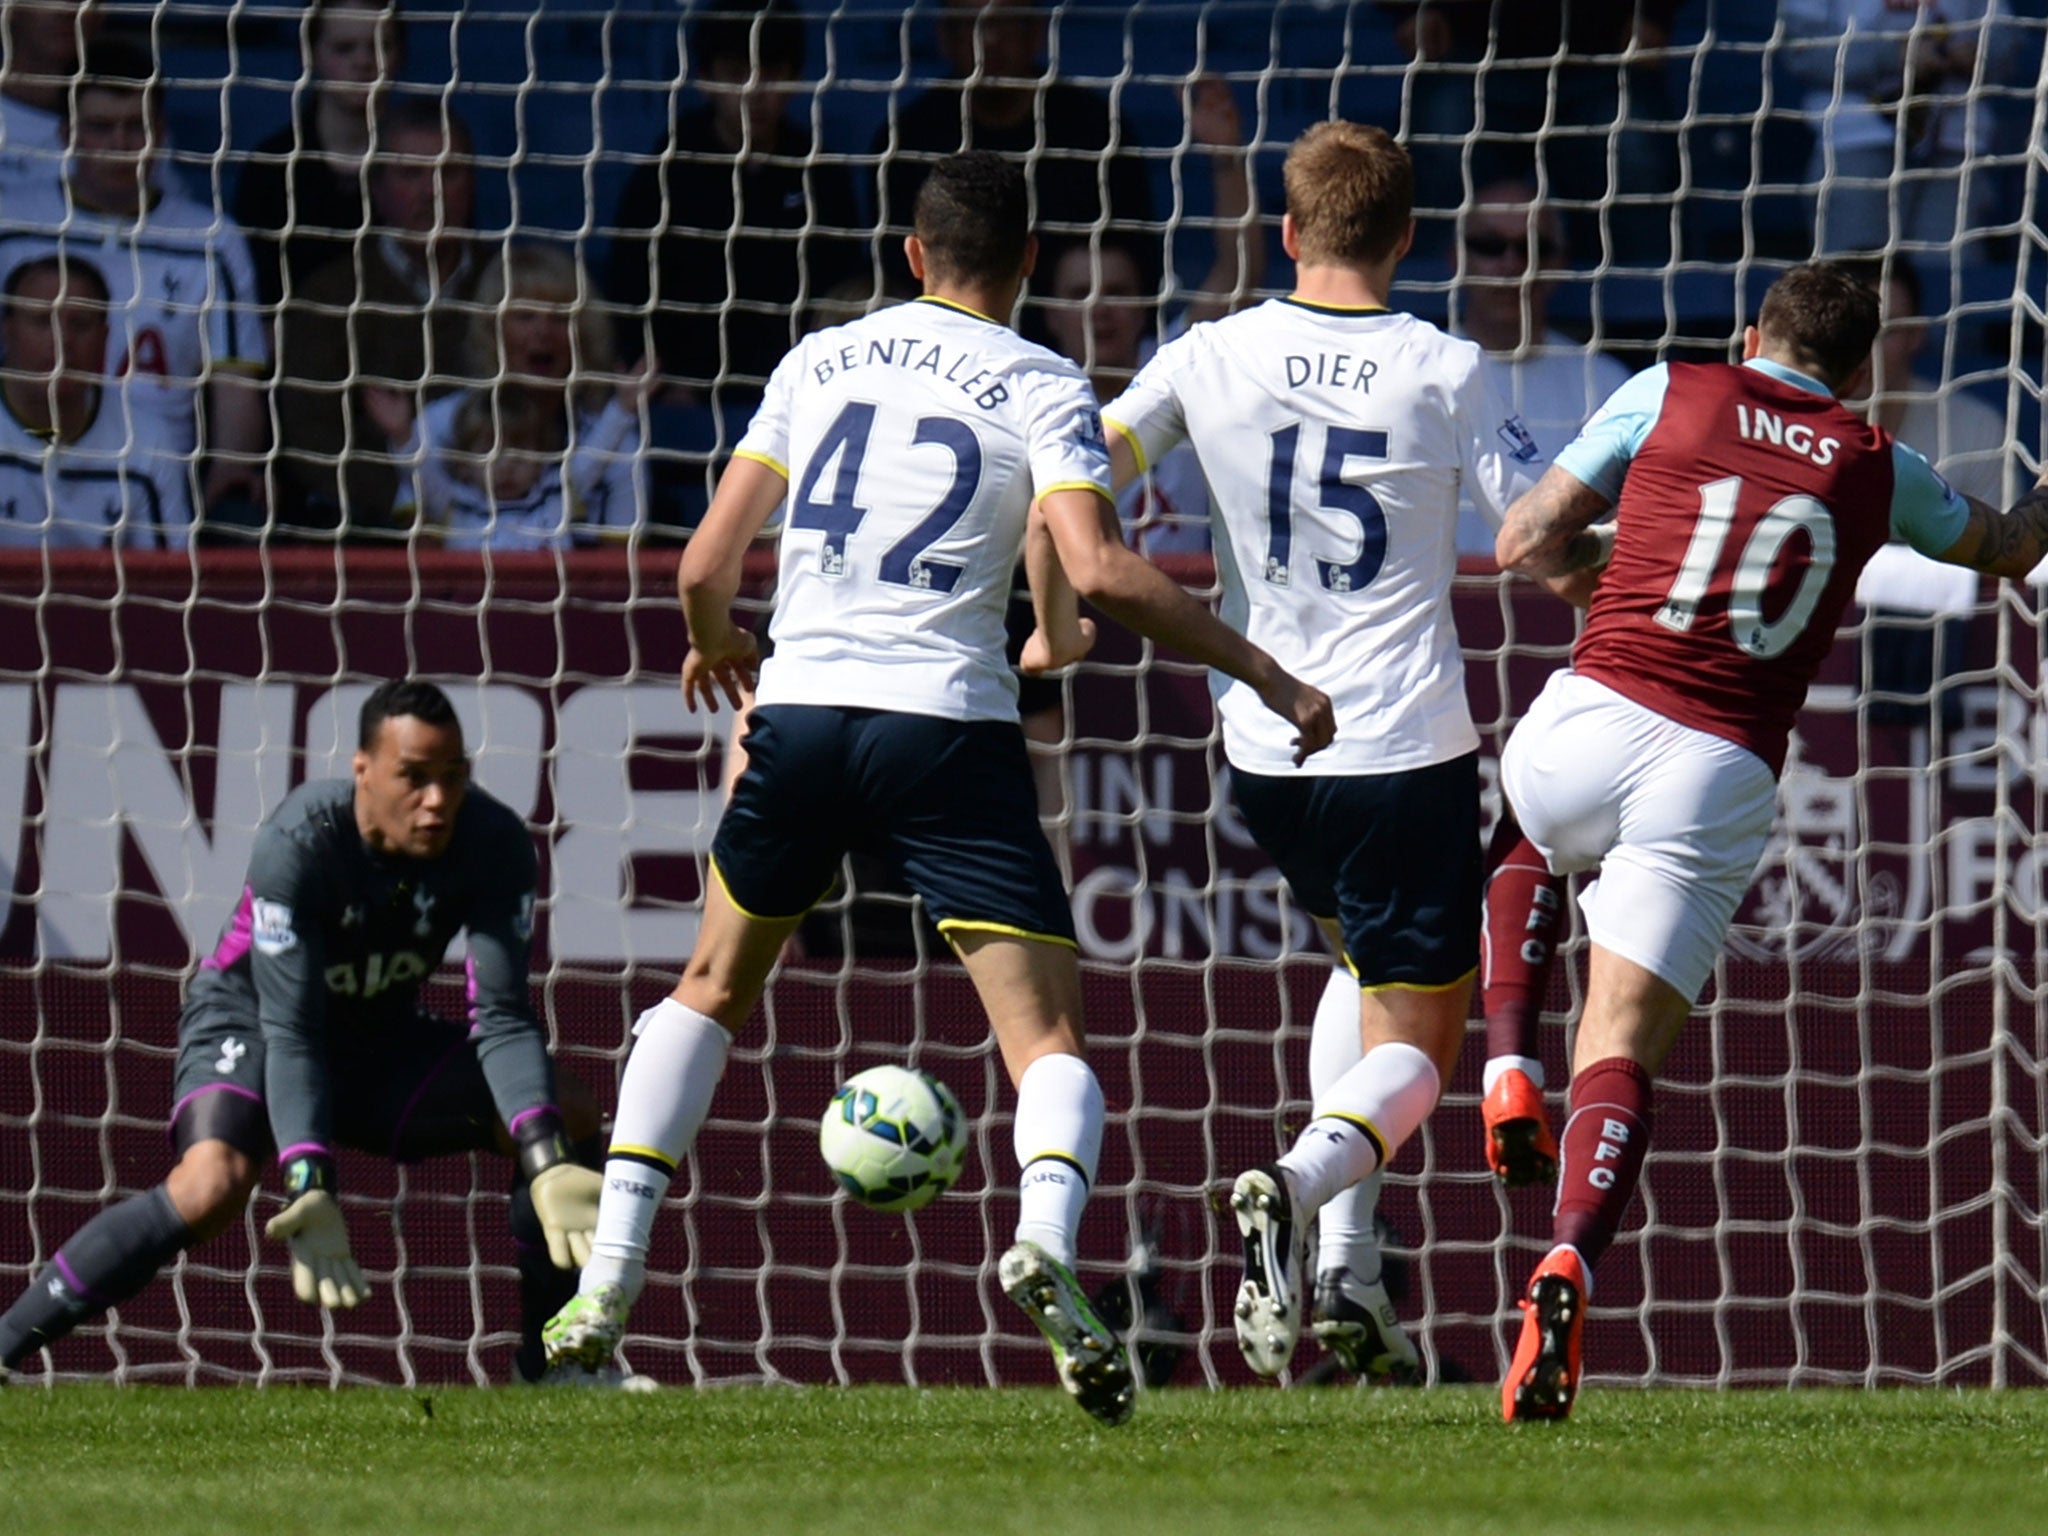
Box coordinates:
[581,997,732,1302]
[1278,1038,1441,1218]
[1010,1052,1103,1268]
[1306,966,1384,1284]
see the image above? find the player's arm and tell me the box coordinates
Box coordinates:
[243,834,368,1309]
[677,452,787,711]
[1932,473,2048,578]
[1019,498,1097,674]
[462,826,598,1270]
[1038,485,1335,764]
[1495,463,1617,603]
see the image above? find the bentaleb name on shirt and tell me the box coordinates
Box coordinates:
[1285,353,1378,393]
[812,334,1012,410]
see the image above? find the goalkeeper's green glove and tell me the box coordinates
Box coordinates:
[265,1188,370,1309]
[528,1162,602,1271]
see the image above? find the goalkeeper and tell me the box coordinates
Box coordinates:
[0,680,614,1385]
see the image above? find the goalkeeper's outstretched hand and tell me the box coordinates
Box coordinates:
[265,1190,370,1309]
[529,1162,603,1270]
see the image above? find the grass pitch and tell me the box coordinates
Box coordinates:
[5,1384,2048,1535]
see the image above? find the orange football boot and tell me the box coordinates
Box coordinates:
[1503,1245,1588,1422]
[1482,1067,1558,1187]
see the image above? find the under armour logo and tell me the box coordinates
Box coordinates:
[341,903,366,929]
[411,887,437,938]
[213,1037,247,1076]
[46,1275,66,1299]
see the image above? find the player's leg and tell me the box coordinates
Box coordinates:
[880,712,1132,1426]
[547,704,836,1369]
[1478,807,1567,1186]
[0,1014,268,1375]
[1226,757,1479,1378]
[952,931,1132,1427]
[1299,947,1436,1384]
[1499,678,1776,1422]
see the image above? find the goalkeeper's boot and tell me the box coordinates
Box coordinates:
[1229,1164,1309,1377]
[999,1240,1135,1427]
[541,1283,632,1373]
[1482,1067,1558,1188]
[1503,1245,1587,1423]
[1311,1269,1419,1383]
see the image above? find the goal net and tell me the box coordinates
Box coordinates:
[3,0,2048,1392]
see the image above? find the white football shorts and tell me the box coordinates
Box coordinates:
[1499,670,1777,1002]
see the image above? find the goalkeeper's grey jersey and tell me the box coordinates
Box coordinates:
[185,778,552,1159]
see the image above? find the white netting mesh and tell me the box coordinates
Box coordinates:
[3,0,2048,1390]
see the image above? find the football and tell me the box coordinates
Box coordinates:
[818,1064,969,1213]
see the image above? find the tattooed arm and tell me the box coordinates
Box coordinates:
[1937,473,2048,578]
[1495,465,1617,608]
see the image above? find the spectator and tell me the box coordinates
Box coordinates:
[274,96,481,537]
[233,0,405,319]
[606,0,860,408]
[1376,0,1682,267]
[1782,1,2005,284]
[1449,178,1630,555]
[872,0,1154,305]
[0,253,186,547]
[0,37,269,526]
[401,243,647,549]
[1039,77,1262,555]
[0,0,102,196]
[1848,252,2011,508]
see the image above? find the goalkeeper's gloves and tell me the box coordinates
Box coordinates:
[265,1156,369,1309]
[516,1110,600,1271]
[529,1163,602,1270]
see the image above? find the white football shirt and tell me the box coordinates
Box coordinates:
[1104,298,1543,775]
[405,391,644,550]
[0,386,194,548]
[739,296,1114,723]
[0,183,270,468]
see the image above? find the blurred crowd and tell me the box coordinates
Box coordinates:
[0,0,2031,553]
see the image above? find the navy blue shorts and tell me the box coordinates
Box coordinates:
[1230,753,1482,989]
[171,1005,504,1163]
[712,705,1075,947]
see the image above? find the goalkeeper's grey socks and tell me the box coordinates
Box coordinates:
[580,997,731,1304]
[0,1184,192,1370]
[1278,1041,1441,1215]
[1011,1052,1103,1268]
[1306,966,1385,1284]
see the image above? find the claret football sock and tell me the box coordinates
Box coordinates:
[1012,1053,1103,1268]
[580,999,731,1302]
[1305,966,1383,1282]
[0,1184,193,1370]
[1481,818,1564,1070]
[1551,1056,1654,1269]
[1278,1041,1440,1215]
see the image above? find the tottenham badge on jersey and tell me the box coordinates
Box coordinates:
[1497,415,1542,464]
[251,899,298,955]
